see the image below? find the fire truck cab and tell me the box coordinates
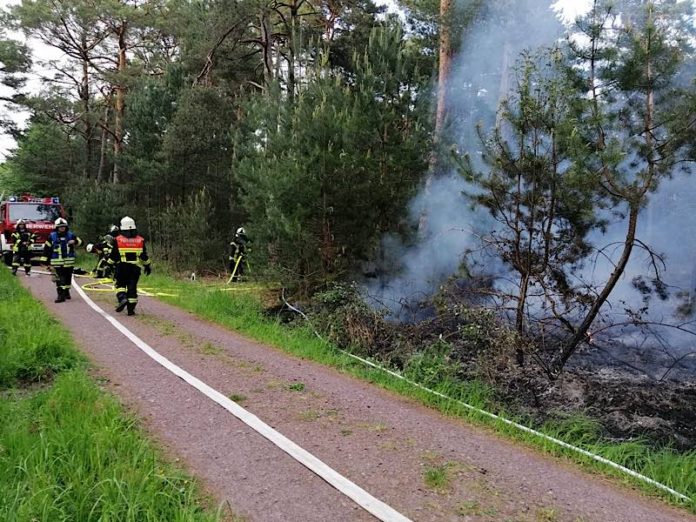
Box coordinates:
[0,194,65,266]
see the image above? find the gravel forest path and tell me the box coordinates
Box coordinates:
[21,273,696,522]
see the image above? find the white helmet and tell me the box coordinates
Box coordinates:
[55,217,68,228]
[120,216,136,231]
[16,219,26,227]
[236,227,246,236]
[109,224,120,234]
[86,243,94,253]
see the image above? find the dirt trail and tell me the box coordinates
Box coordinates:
[22,274,696,522]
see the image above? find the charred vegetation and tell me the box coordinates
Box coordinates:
[289,280,696,450]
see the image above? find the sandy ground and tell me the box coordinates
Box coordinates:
[20,273,696,522]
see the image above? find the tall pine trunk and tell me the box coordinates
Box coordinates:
[434,0,453,144]
[97,99,111,183]
[112,22,127,184]
[80,34,94,179]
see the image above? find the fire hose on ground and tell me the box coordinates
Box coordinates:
[9,265,692,503]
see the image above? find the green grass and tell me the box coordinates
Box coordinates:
[144,273,696,512]
[423,463,452,491]
[0,267,224,521]
[229,393,248,403]
[0,270,82,387]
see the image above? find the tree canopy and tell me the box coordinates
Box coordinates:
[1,0,695,375]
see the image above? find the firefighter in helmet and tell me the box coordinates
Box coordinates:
[42,217,83,303]
[86,242,109,278]
[105,224,120,243]
[228,227,249,282]
[87,225,119,278]
[107,216,151,316]
[11,219,35,276]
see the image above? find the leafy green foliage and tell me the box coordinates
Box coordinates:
[0,30,30,134]
[0,0,429,277]
[66,182,134,241]
[404,340,461,387]
[151,188,225,271]
[235,26,431,291]
[2,121,83,196]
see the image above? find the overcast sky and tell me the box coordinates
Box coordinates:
[0,0,593,160]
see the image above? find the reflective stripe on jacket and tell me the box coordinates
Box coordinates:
[115,235,148,265]
[44,231,82,266]
[11,231,35,252]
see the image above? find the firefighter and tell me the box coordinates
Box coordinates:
[43,218,83,303]
[105,224,120,243]
[87,225,119,278]
[228,227,249,282]
[11,220,35,276]
[86,242,109,278]
[107,216,151,316]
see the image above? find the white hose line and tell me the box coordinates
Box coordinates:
[71,279,411,522]
[338,349,691,502]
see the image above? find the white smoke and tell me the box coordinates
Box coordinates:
[364,172,480,319]
[364,0,696,374]
[364,0,565,316]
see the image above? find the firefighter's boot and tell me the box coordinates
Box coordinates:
[54,289,66,303]
[64,289,71,300]
[115,293,128,313]
[11,267,17,276]
[126,303,136,316]
[25,266,31,276]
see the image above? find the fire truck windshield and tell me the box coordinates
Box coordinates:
[8,204,62,222]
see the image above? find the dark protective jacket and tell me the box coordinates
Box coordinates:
[11,229,35,252]
[229,234,248,260]
[43,230,83,266]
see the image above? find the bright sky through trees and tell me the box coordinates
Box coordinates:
[0,0,616,159]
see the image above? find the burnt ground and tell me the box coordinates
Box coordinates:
[531,368,696,450]
[415,276,696,450]
[490,344,696,450]
[19,273,696,522]
[314,285,696,451]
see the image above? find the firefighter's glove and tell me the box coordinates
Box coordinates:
[144,265,152,276]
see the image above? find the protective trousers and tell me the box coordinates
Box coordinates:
[95,256,111,279]
[115,262,141,315]
[228,255,245,282]
[12,249,32,275]
[53,266,74,301]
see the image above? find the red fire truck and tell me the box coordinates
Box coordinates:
[0,194,66,266]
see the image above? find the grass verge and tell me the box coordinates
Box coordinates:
[0,268,224,521]
[142,273,696,513]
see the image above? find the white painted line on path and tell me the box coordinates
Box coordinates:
[72,279,411,522]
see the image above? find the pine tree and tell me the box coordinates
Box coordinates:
[463,49,604,368]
